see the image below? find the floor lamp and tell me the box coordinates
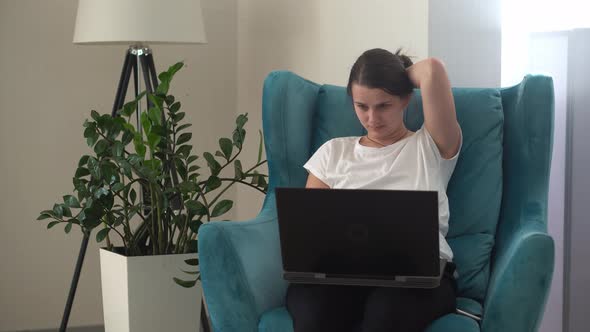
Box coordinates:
[62,1,210,331]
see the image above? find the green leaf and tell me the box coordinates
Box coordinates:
[120,100,137,117]
[176,123,191,132]
[141,112,151,134]
[130,189,137,204]
[178,181,198,194]
[91,110,100,121]
[219,138,233,160]
[187,155,199,164]
[53,204,64,219]
[148,106,162,125]
[165,95,175,106]
[96,228,110,242]
[128,154,143,166]
[232,128,246,149]
[101,163,119,185]
[78,155,90,167]
[172,112,185,123]
[172,214,185,227]
[168,62,184,78]
[174,158,188,181]
[147,132,161,149]
[185,200,207,216]
[180,270,200,275]
[135,141,146,158]
[211,200,233,218]
[185,200,212,216]
[133,91,147,103]
[86,132,98,147]
[155,81,170,95]
[173,277,196,288]
[236,113,248,128]
[94,139,109,155]
[112,141,124,157]
[234,160,244,179]
[47,221,60,229]
[158,71,171,84]
[170,102,181,113]
[94,186,109,199]
[75,167,90,178]
[203,152,221,176]
[185,258,199,266]
[63,195,81,208]
[107,120,122,140]
[205,176,221,192]
[258,130,264,163]
[188,165,200,172]
[176,145,192,158]
[83,126,95,139]
[145,159,162,172]
[82,202,105,229]
[111,183,125,192]
[122,131,134,146]
[148,94,164,109]
[64,222,73,234]
[37,213,53,220]
[176,133,192,145]
[189,219,203,233]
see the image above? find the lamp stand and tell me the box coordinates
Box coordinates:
[59,46,212,332]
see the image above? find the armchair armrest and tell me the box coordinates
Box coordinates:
[199,194,288,332]
[481,223,554,332]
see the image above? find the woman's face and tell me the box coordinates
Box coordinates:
[351,84,411,138]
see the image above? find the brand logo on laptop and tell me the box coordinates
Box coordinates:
[346,223,369,243]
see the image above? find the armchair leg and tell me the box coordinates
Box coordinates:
[201,295,213,332]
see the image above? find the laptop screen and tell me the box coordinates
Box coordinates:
[276,187,440,277]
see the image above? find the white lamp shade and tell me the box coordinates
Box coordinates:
[73,0,207,45]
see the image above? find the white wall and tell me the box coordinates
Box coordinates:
[566,28,590,332]
[527,31,568,332]
[0,0,237,330]
[234,0,429,220]
[428,0,502,87]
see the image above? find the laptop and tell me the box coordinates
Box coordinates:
[275,187,447,288]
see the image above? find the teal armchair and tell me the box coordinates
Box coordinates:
[199,71,555,332]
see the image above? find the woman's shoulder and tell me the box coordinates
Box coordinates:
[315,136,359,154]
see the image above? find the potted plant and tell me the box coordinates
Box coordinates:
[37,62,267,332]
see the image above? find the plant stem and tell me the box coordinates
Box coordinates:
[149,183,157,255]
[206,160,268,207]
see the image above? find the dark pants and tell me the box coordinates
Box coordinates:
[286,264,457,332]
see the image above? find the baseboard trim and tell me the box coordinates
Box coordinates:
[13,326,104,332]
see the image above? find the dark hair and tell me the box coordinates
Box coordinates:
[346,48,414,97]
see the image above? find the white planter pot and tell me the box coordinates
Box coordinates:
[99,248,202,332]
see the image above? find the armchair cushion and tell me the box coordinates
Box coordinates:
[425,314,480,332]
[311,84,366,151]
[258,307,293,332]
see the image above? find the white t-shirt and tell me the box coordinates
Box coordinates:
[303,126,462,261]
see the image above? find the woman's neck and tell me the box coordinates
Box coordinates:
[363,127,411,147]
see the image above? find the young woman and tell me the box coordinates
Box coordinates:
[286,48,463,332]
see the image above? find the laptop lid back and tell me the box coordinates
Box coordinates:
[276,187,440,277]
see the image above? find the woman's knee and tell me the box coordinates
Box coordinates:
[361,283,456,332]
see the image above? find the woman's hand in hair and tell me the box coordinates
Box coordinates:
[405,57,441,88]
